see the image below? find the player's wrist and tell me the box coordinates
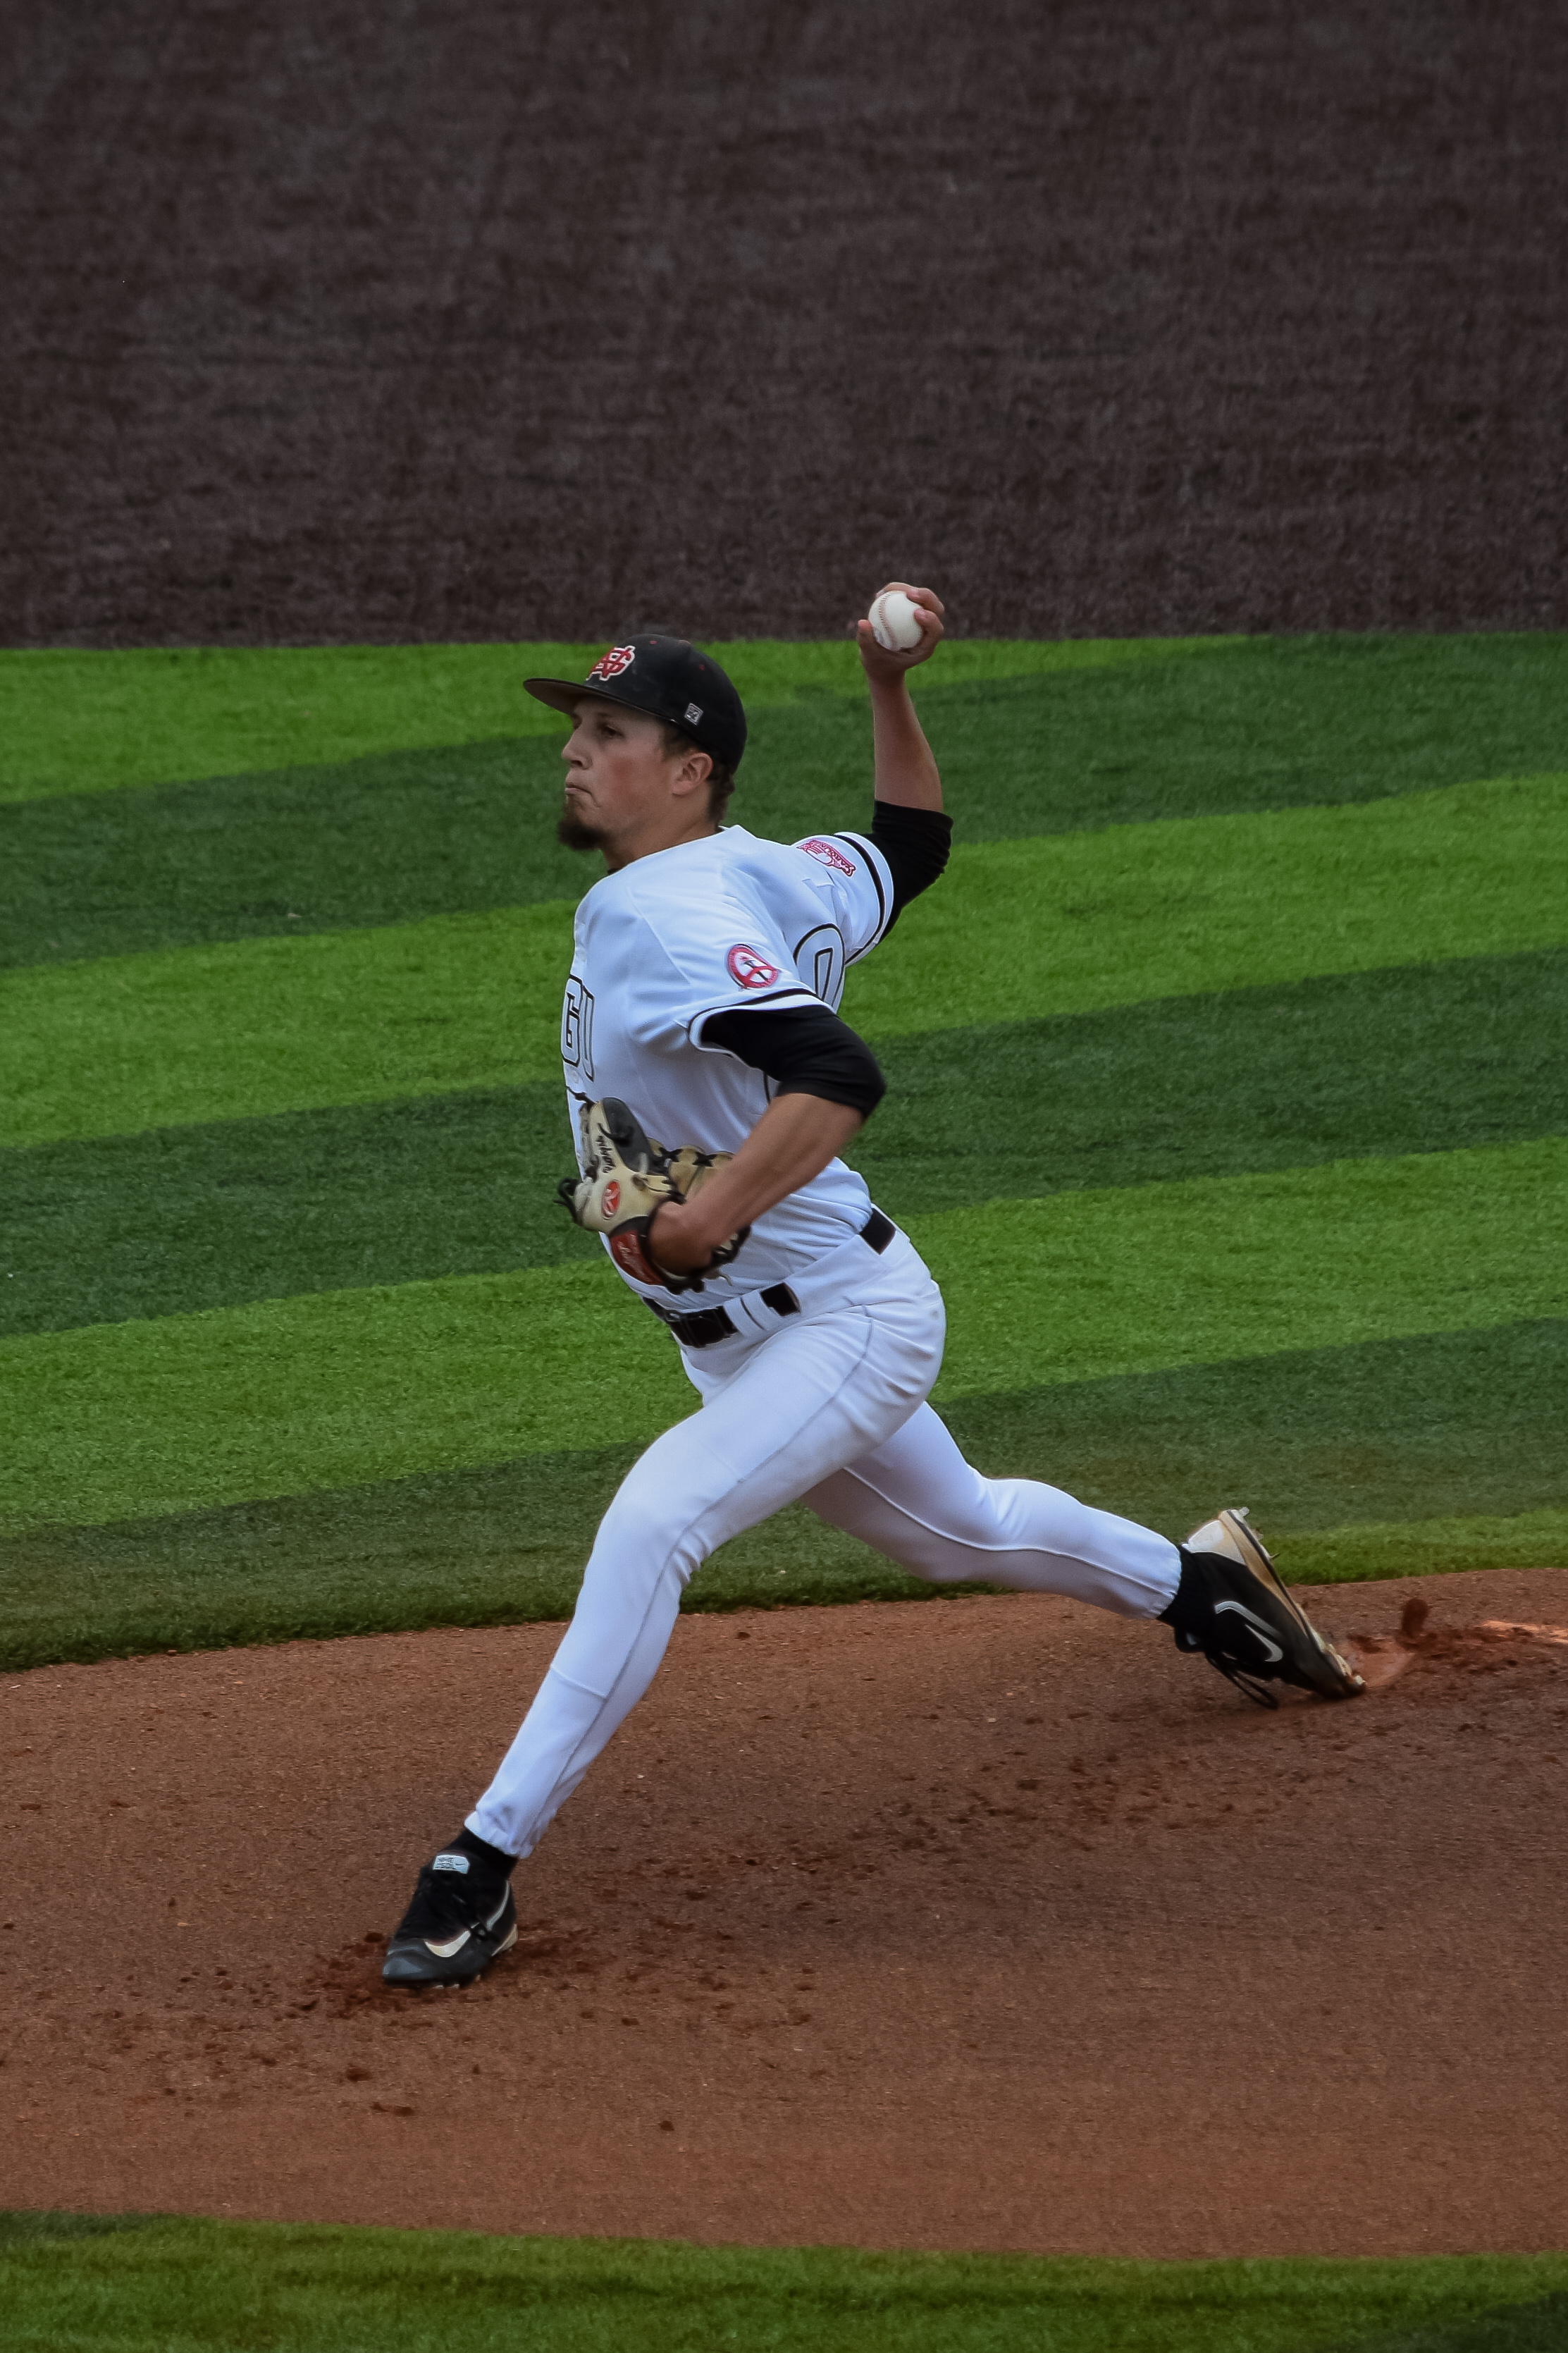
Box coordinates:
[862,661,914,703]
[648,1197,727,1274]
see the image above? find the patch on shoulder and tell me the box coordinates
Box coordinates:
[801,837,856,876]
[726,943,782,989]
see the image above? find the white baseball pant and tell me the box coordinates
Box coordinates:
[468,1229,1182,1859]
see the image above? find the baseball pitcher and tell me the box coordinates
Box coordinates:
[382,589,1362,1986]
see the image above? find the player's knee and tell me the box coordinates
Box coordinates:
[932,1477,1024,1554]
[591,1486,708,1592]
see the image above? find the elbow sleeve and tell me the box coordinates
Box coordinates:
[870,799,952,930]
[700,1005,887,1119]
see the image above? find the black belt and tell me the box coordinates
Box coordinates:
[646,1208,896,1348]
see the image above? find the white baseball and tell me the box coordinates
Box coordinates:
[868,588,925,653]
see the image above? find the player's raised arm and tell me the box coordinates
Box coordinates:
[851,582,954,932]
[657,586,953,1277]
[855,582,946,811]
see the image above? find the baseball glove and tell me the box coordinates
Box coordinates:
[558,1098,749,1294]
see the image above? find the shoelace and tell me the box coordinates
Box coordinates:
[1174,1620,1284,1707]
[1206,1653,1280,1710]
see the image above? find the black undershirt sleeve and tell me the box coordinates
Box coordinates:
[700,1004,887,1119]
[869,799,952,933]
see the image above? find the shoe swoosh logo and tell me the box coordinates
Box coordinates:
[423,1930,474,1959]
[1215,1599,1284,1664]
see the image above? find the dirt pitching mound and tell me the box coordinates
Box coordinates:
[4,1566,1566,2258]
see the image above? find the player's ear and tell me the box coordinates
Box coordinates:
[671,747,713,802]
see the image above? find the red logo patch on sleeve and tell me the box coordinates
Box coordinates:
[801,836,856,876]
[726,943,782,990]
[587,644,637,682]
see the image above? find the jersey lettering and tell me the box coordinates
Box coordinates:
[794,922,846,1009]
[726,943,782,990]
[562,976,595,1077]
[801,837,856,877]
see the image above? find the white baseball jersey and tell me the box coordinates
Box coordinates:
[560,823,895,1303]
[469,806,1183,1874]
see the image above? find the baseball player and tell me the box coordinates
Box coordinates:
[382,589,1363,1987]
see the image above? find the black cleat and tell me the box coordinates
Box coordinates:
[1162,1507,1365,1709]
[381,1845,518,1988]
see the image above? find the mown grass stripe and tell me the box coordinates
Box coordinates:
[917,628,1568,847]
[1,1081,600,1337]
[4,2212,1565,2353]
[0,1255,687,1535]
[0,1444,903,1671]
[8,950,1564,1339]
[846,771,1568,1042]
[0,1437,646,1670]
[5,773,1562,1149]
[3,1322,1558,1671]
[939,1320,1568,1540]
[4,1506,1563,1678]
[0,898,574,1148]
[926,1136,1566,1402]
[3,1138,1560,1536]
[0,635,1228,803]
[0,642,595,801]
[1,734,584,971]
[858,946,1568,1216]
[11,634,1567,969]
[0,673,1272,972]
[1274,1509,1568,1590]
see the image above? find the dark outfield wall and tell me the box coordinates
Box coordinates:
[4,1,1564,646]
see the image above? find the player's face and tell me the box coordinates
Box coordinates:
[557,697,709,863]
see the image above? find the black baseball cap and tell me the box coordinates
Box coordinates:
[524,636,747,772]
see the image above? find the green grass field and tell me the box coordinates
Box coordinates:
[5,2211,1568,2352]
[4,636,1566,2334]
[2,631,1564,1671]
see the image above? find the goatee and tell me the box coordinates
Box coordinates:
[557,811,607,853]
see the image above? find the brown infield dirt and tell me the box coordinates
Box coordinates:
[3,1564,1566,2258]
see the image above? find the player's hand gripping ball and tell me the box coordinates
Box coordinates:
[857,582,944,672]
[868,587,925,652]
[558,1099,750,1294]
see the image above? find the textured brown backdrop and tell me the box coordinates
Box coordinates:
[4,1,1564,646]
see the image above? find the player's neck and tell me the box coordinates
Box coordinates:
[600,812,720,873]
